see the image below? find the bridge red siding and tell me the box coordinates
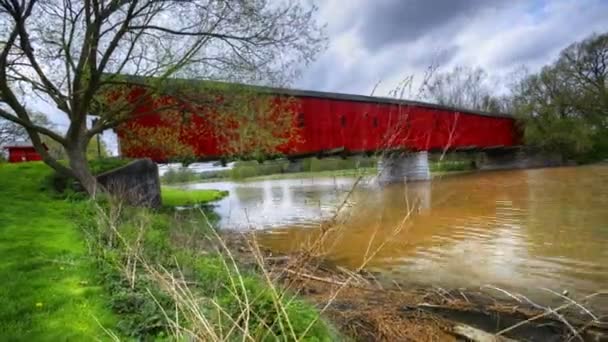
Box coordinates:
[117,93,519,162]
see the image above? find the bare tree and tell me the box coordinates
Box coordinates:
[0,0,326,194]
[423,65,506,112]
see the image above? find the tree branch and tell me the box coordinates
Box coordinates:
[127,24,262,42]
[0,107,66,144]
[10,1,71,112]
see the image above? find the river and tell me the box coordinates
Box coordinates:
[186,165,608,302]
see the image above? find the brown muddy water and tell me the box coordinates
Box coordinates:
[187,165,608,302]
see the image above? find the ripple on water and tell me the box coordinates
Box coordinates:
[191,166,608,302]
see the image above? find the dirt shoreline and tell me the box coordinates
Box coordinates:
[224,233,608,341]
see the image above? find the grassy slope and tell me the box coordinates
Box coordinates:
[0,163,116,340]
[161,187,228,206]
[0,161,330,340]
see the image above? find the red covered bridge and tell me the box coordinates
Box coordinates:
[115,79,519,164]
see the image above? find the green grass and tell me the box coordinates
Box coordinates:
[429,160,474,172]
[161,187,228,207]
[182,253,337,340]
[89,157,132,174]
[0,162,117,341]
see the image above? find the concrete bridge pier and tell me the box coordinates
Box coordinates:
[377,151,431,184]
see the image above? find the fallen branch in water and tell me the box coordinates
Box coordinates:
[453,323,519,342]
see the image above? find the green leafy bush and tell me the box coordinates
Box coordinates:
[161,167,198,184]
[230,160,291,180]
[430,160,473,172]
[89,158,132,175]
[308,157,375,172]
[231,164,259,179]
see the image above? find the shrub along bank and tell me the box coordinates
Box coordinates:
[81,203,336,340]
[161,156,378,184]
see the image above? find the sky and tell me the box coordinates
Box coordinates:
[32,0,608,154]
[296,0,608,96]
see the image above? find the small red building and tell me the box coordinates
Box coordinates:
[3,142,46,163]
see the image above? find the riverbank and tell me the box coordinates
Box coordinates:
[80,187,338,339]
[161,157,379,185]
[223,232,608,341]
[219,167,377,182]
[0,162,337,340]
[161,156,474,185]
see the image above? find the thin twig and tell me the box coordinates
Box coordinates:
[496,292,606,336]
[541,287,598,321]
[284,268,349,287]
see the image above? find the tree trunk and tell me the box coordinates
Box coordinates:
[66,143,100,196]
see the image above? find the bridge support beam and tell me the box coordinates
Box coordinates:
[377,151,431,184]
[476,149,563,171]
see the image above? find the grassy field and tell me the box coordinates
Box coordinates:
[0,163,117,340]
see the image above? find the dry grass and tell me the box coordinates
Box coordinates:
[88,194,337,341]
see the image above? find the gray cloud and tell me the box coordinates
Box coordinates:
[357,0,507,50]
[483,1,608,70]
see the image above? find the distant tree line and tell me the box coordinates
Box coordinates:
[424,32,608,162]
[424,65,511,113]
[512,33,607,161]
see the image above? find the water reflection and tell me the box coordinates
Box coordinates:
[188,177,359,229]
[186,166,608,299]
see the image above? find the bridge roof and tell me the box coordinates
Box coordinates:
[108,74,514,119]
